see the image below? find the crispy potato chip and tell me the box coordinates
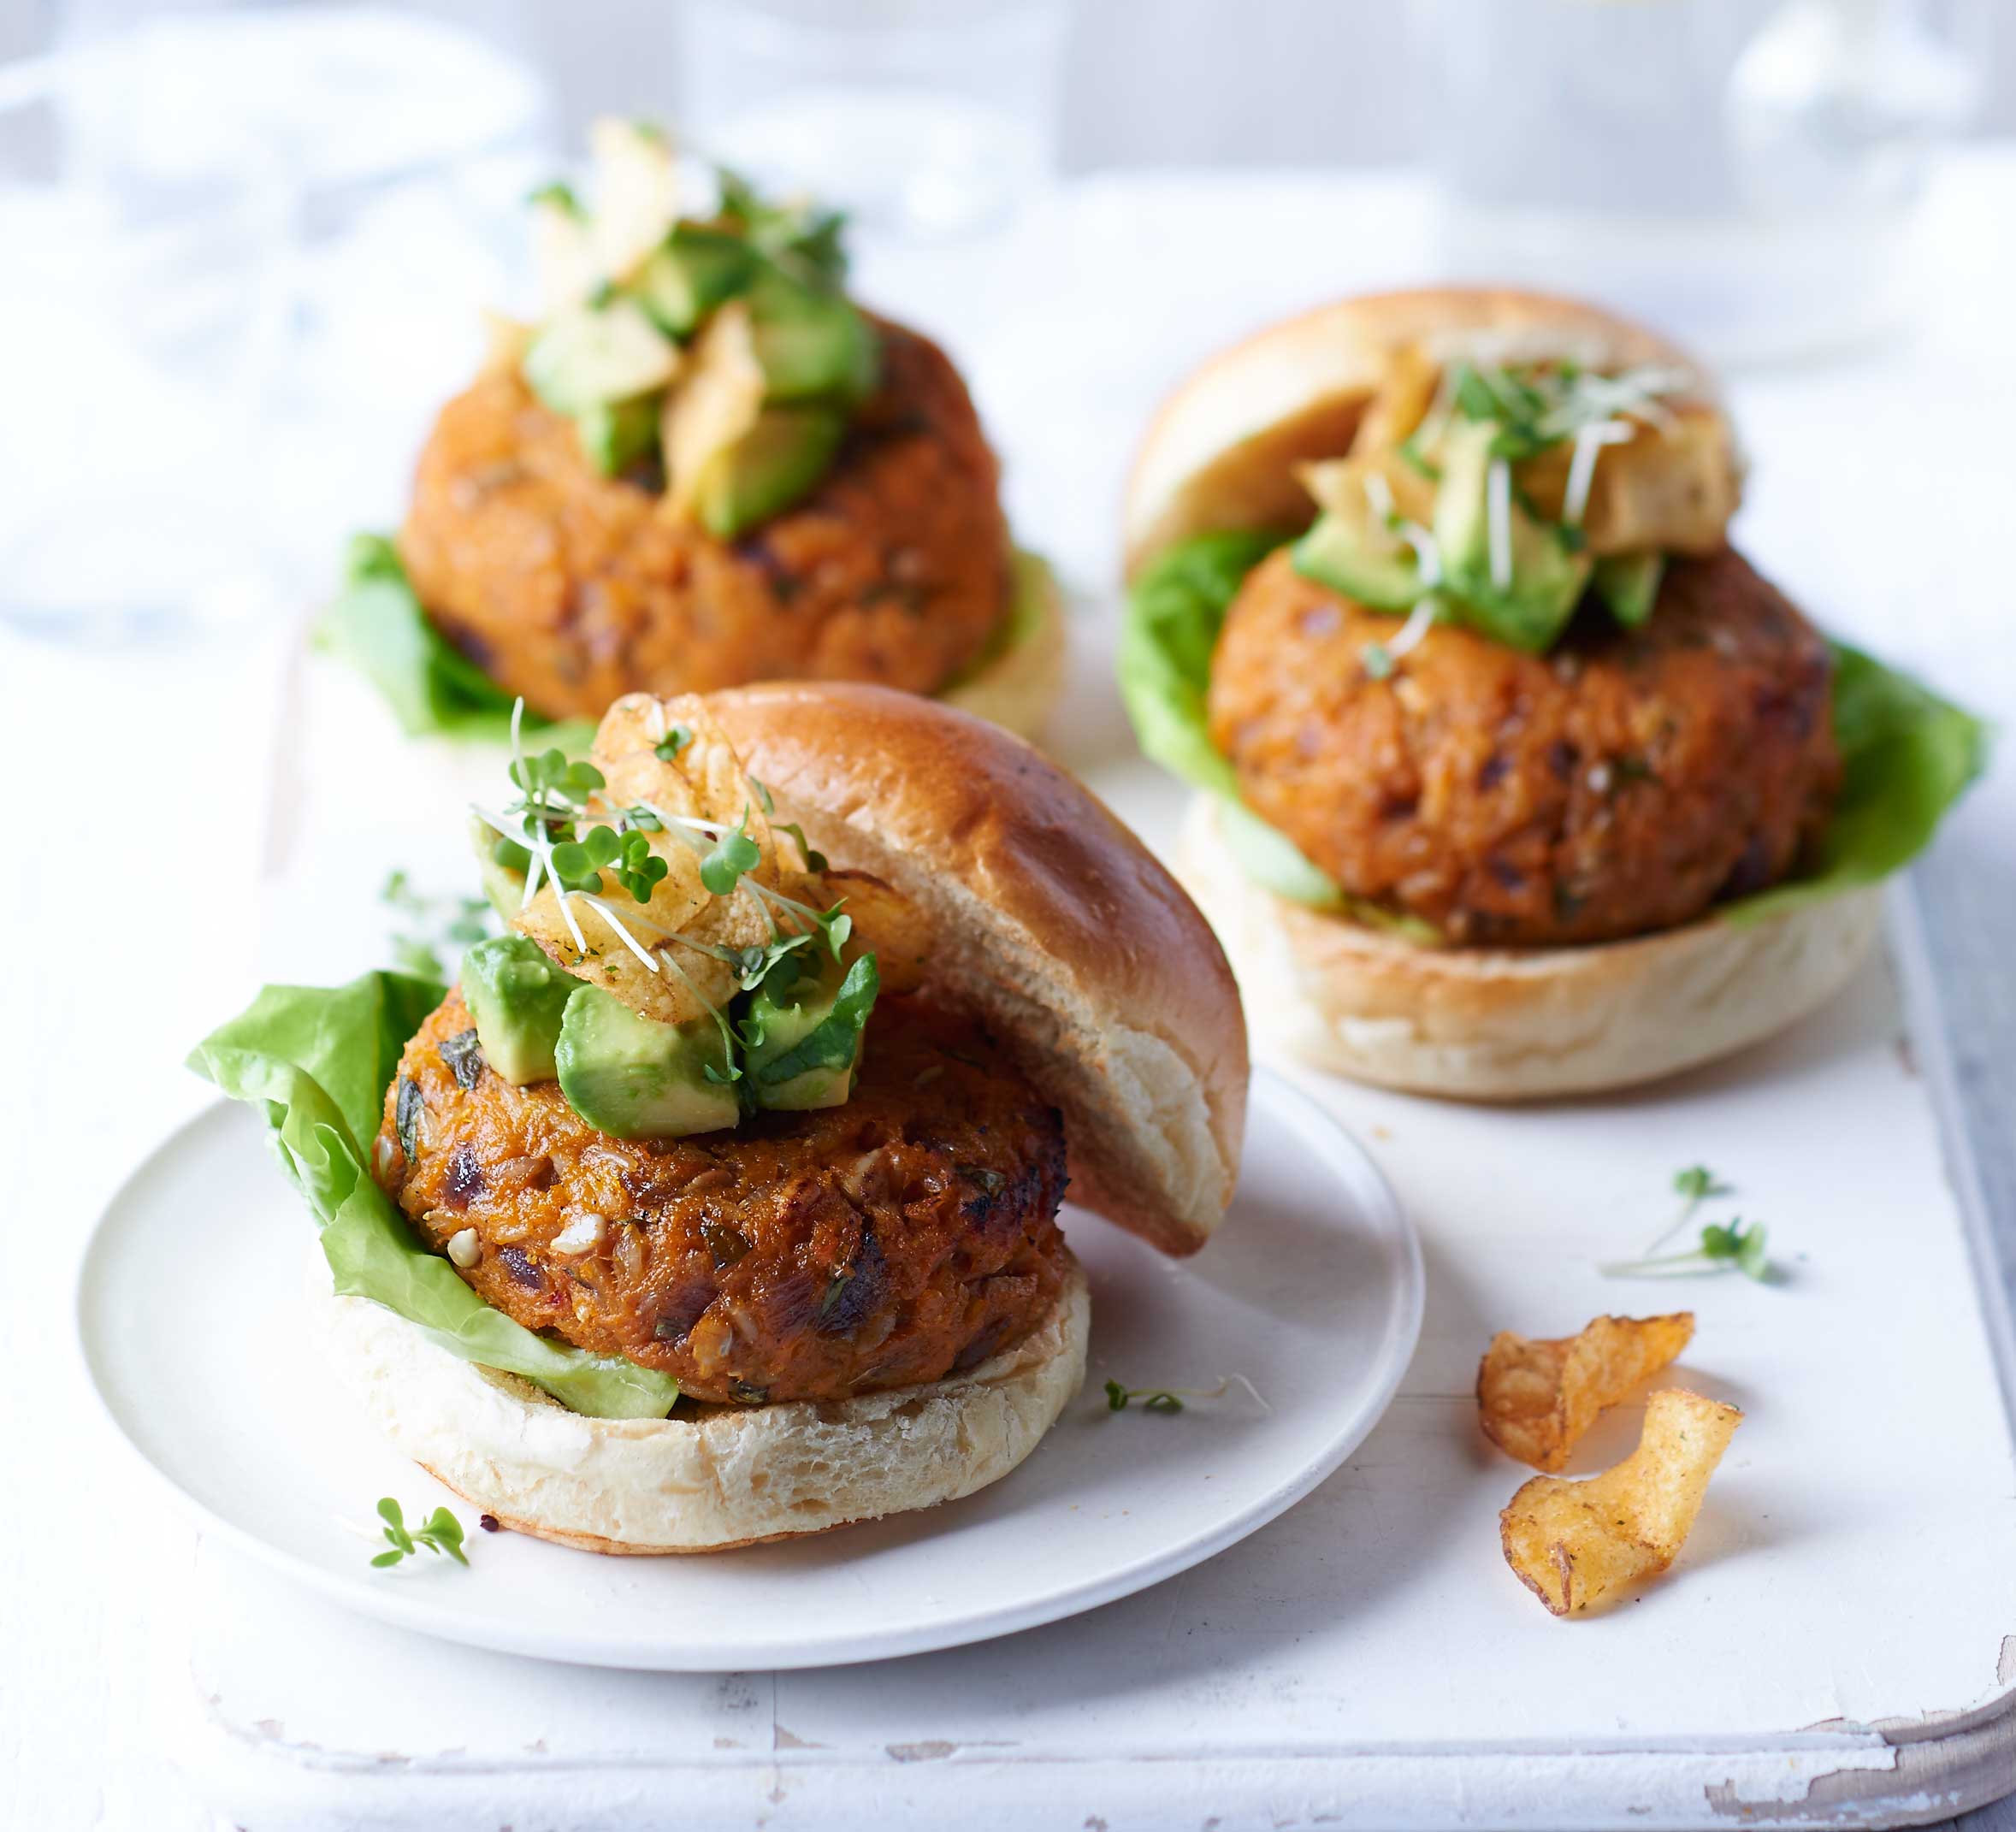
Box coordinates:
[1350,342,1439,458]
[1500,1387,1741,1616]
[1477,1312,1694,1473]
[510,694,801,1028]
[661,301,766,524]
[821,869,934,995]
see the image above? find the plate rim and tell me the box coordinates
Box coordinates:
[74,1067,1423,1670]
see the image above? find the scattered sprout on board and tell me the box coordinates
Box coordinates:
[1602,1166,1773,1284]
[370,1497,469,1569]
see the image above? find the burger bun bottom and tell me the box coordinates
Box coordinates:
[313,1244,1089,1554]
[1179,795,1880,1101]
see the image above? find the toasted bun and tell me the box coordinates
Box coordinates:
[1122,287,1730,579]
[639,681,1248,1255]
[317,1246,1089,1553]
[936,552,1067,742]
[1180,797,1878,1101]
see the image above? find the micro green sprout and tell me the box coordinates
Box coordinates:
[701,810,763,895]
[1102,1375,1262,1415]
[1105,1380,1185,1414]
[1600,1166,1773,1284]
[381,870,493,979]
[369,1497,468,1569]
[1601,1220,1771,1284]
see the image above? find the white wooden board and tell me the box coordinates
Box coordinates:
[158,168,2016,1828]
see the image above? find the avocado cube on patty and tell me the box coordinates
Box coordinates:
[555,984,740,1139]
[462,935,580,1086]
[692,405,845,539]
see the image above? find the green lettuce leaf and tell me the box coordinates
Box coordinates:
[942,548,1055,692]
[1118,530,1987,926]
[319,535,594,750]
[1117,529,1353,913]
[1721,641,1991,922]
[187,972,680,1420]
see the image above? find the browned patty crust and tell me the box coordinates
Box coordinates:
[375,989,1071,1405]
[399,320,1013,721]
[1207,546,1841,946]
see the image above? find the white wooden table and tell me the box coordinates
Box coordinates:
[12,157,2016,1829]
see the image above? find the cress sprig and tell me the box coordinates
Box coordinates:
[470,698,857,1034]
[1104,1380,1185,1414]
[369,1496,469,1569]
[1600,1165,1774,1284]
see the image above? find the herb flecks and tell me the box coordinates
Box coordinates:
[1105,1380,1185,1414]
[381,869,491,980]
[1101,1374,1262,1415]
[369,1496,469,1569]
[1601,1166,1774,1284]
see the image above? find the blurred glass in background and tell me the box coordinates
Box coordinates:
[0,0,2007,649]
[673,0,1067,237]
[0,0,553,641]
[1423,0,1983,361]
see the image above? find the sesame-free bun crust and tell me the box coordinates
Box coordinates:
[1122,287,1731,579]
[316,1247,1089,1553]
[1180,797,1879,1101]
[652,681,1247,1255]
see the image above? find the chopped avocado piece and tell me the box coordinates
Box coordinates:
[744,265,879,404]
[631,226,760,338]
[523,299,678,416]
[575,394,660,476]
[1434,419,1591,653]
[468,813,529,921]
[462,936,579,1086]
[692,405,844,538]
[1292,502,1423,611]
[743,951,878,1112]
[555,984,740,1138]
[1593,553,1664,628]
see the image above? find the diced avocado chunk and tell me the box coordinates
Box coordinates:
[523,299,677,416]
[692,405,844,538]
[468,814,529,922]
[743,951,879,1113]
[1434,419,1591,653]
[744,266,879,404]
[1593,553,1664,628]
[555,984,739,1139]
[1292,502,1423,612]
[631,226,760,338]
[575,394,660,476]
[462,936,580,1086]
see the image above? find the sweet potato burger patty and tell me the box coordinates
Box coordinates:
[399,321,1013,722]
[375,988,1071,1405]
[1208,545,1841,946]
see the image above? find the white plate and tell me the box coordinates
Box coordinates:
[77,1070,1421,1670]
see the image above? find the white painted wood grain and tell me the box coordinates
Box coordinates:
[13,151,2016,1831]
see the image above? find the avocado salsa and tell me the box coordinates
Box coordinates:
[1118,353,1987,935]
[320,120,1044,742]
[186,706,893,1420]
[462,710,880,1140]
[517,124,877,528]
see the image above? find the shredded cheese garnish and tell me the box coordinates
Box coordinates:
[579,895,659,971]
[1386,595,1441,662]
[1396,521,1443,588]
[1487,458,1512,592]
[1563,419,1635,529]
